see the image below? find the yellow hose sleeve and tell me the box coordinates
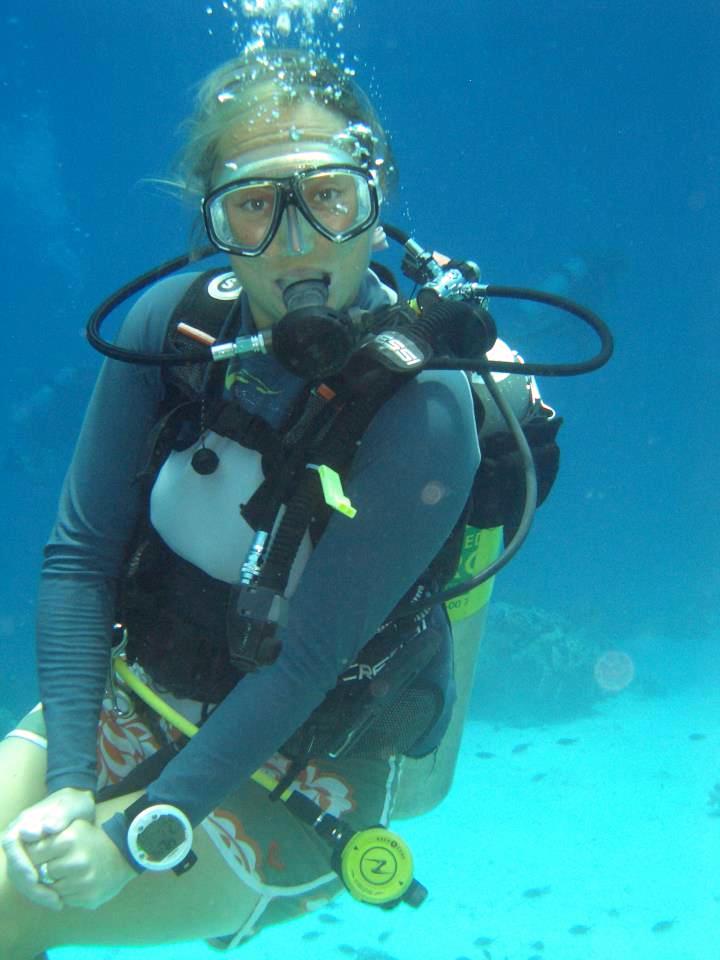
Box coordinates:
[112,657,291,800]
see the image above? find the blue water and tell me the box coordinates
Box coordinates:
[1,1,718,956]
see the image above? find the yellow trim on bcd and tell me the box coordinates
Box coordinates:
[444,525,503,623]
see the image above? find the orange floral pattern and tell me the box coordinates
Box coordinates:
[264,754,356,817]
[96,698,161,789]
[204,807,264,877]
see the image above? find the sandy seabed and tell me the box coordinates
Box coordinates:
[50,683,718,960]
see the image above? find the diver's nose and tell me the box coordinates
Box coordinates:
[275,203,315,256]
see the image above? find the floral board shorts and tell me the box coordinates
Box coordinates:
[5,694,402,950]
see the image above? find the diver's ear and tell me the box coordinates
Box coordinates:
[371,224,389,252]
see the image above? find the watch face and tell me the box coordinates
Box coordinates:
[137,815,187,863]
[127,804,193,871]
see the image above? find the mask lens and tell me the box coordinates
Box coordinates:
[298,169,373,239]
[204,167,377,255]
[208,181,280,254]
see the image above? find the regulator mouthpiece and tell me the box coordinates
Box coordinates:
[282,278,330,312]
[274,278,355,379]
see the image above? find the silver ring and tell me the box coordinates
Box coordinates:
[38,862,54,886]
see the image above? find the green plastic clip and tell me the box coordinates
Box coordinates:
[310,464,357,518]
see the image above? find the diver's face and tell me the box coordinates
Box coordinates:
[216,102,378,330]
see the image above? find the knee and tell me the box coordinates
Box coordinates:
[0,735,49,835]
[0,864,48,959]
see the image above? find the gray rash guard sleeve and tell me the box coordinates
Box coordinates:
[38,274,195,792]
[38,273,481,823]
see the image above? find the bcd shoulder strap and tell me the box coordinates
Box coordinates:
[136,267,287,492]
[161,267,241,400]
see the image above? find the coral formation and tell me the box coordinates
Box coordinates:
[707,782,720,817]
[469,601,602,725]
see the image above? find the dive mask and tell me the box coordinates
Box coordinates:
[202,142,380,257]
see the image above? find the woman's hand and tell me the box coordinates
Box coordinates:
[1,787,96,910]
[23,818,138,910]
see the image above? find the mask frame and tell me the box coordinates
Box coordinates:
[202,164,380,256]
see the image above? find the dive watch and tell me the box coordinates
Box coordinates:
[123,797,196,874]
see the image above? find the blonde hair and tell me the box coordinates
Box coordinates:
[174,49,397,201]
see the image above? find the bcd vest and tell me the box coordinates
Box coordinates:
[117,267,562,763]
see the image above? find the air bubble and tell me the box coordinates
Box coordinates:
[215,1,355,56]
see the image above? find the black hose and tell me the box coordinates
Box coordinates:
[383,223,411,245]
[436,284,614,376]
[86,247,217,365]
[382,223,614,377]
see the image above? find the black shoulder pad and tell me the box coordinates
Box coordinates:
[369,260,400,294]
[469,414,564,535]
[163,268,241,399]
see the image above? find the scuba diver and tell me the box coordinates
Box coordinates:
[0,49,610,958]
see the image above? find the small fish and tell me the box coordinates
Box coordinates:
[556,737,578,745]
[606,907,620,917]
[301,930,323,940]
[476,751,496,759]
[512,742,532,754]
[531,772,547,782]
[651,919,677,933]
[568,924,592,935]
[530,940,545,949]
[318,912,340,923]
[378,931,391,943]
[338,946,357,956]
[473,936,496,946]
[689,732,706,741]
[523,886,551,898]
[482,951,492,960]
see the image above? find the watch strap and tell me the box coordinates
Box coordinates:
[102,811,145,873]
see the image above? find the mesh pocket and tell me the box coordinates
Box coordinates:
[345,685,443,759]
